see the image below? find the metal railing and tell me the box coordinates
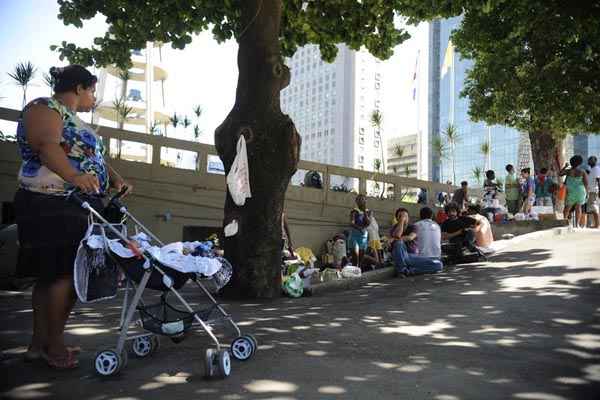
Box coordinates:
[0,106,457,206]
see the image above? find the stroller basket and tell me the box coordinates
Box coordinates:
[138,297,215,336]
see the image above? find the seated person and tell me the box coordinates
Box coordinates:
[349,194,378,271]
[414,207,442,259]
[390,208,443,276]
[466,204,495,254]
[440,202,485,259]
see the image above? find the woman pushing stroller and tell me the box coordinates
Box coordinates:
[14,65,132,369]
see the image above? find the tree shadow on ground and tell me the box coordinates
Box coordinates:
[1,235,600,400]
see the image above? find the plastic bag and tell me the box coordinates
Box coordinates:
[227,135,252,206]
[282,273,303,298]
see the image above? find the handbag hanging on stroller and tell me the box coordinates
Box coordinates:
[70,189,257,379]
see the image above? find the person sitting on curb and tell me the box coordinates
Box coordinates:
[466,204,495,255]
[390,208,443,276]
[414,206,442,259]
[441,202,485,260]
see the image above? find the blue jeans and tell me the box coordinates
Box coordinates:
[392,240,443,275]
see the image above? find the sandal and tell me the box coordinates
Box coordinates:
[24,346,81,362]
[42,352,79,370]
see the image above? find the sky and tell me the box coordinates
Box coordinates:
[0,1,424,145]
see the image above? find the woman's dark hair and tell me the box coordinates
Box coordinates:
[485,170,495,180]
[419,207,433,220]
[395,207,409,219]
[570,155,583,168]
[445,202,460,214]
[506,164,514,172]
[50,65,97,93]
[540,167,548,174]
[521,167,531,174]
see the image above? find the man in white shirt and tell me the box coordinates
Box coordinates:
[414,207,442,259]
[587,156,600,228]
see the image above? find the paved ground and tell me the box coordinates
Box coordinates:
[1,231,600,400]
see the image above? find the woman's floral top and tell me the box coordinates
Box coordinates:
[16,97,109,195]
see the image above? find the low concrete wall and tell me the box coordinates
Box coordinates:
[491,220,568,239]
[1,103,457,255]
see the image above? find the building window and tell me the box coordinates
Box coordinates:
[359,137,365,145]
[374,140,380,148]
[359,127,365,135]
[359,155,364,163]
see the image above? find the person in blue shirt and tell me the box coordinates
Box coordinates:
[520,168,536,214]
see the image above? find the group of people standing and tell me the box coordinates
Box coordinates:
[441,156,600,229]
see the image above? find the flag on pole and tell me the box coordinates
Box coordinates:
[412,50,420,101]
[440,39,454,78]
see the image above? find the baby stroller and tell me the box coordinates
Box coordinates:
[69,189,257,379]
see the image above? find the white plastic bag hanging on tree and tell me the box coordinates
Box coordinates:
[227,135,252,206]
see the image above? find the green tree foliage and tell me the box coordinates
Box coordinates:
[51,1,449,69]
[52,0,460,297]
[451,1,600,170]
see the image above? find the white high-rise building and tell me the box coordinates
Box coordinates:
[281,44,384,188]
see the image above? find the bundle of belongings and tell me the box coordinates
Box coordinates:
[282,247,318,298]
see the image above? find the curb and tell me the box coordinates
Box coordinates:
[310,226,594,295]
[311,266,396,295]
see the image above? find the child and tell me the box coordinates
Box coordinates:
[520,168,536,215]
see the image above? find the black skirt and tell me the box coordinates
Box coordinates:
[14,189,104,283]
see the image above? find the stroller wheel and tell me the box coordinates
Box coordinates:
[94,349,124,376]
[215,350,232,378]
[132,335,154,358]
[244,334,258,352]
[204,348,216,378]
[230,336,254,361]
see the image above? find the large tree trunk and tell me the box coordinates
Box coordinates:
[529,130,564,178]
[215,0,300,298]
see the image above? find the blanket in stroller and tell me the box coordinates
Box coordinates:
[98,232,223,277]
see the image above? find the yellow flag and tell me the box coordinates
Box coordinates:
[440,40,454,78]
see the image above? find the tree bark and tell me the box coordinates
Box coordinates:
[215,0,300,298]
[529,130,564,178]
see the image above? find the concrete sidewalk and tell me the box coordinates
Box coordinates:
[1,231,599,400]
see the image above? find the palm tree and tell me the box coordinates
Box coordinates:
[193,105,203,119]
[149,122,160,135]
[8,61,36,107]
[443,123,461,185]
[479,140,491,171]
[472,166,483,185]
[182,116,191,137]
[42,73,55,95]
[370,110,385,197]
[168,112,180,137]
[112,97,133,129]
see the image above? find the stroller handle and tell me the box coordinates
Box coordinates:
[67,190,87,208]
[109,186,129,209]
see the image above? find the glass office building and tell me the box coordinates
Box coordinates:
[436,17,521,185]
